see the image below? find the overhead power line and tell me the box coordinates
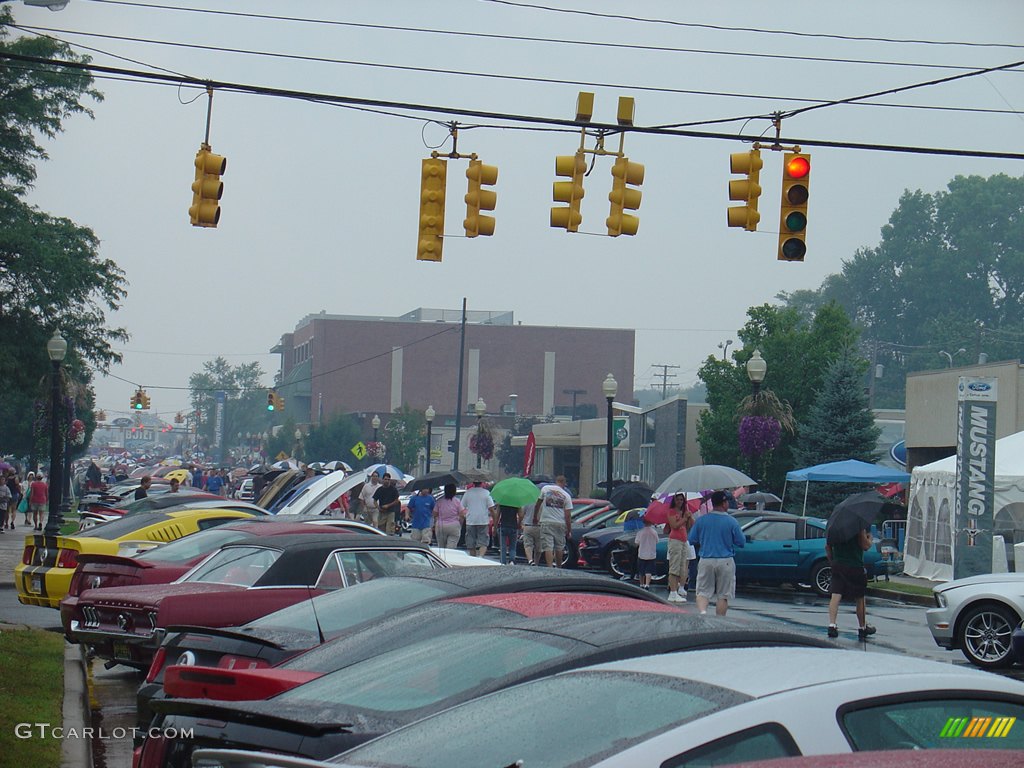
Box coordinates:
[482,0,1024,50]
[67,1,1024,73]
[3,51,1023,161]
[14,24,1022,122]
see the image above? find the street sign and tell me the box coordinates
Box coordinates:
[112,417,133,427]
[351,441,368,460]
[275,451,289,461]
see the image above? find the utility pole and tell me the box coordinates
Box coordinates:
[652,363,679,397]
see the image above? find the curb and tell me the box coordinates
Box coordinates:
[866,586,934,607]
[61,642,94,768]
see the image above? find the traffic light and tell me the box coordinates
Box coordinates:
[274,393,285,411]
[550,151,586,232]
[174,412,183,423]
[464,159,498,238]
[140,390,151,410]
[131,391,142,410]
[607,156,644,237]
[417,158,447,262]
[189,144,226,228]
[778,152,810,261]
[727,149,762,231]
[267,390,276,411]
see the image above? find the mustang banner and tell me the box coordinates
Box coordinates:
[954,376,997,579]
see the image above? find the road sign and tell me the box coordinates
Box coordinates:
[351,441,368,460]
[275,451,289,461]
[112,417,133,427]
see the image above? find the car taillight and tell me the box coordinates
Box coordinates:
[217,655,270,670]
[22,545,35,565]
[135,731,168,768]
[56,549,78,569]
[68,570,82,596]
[145,647,167,684]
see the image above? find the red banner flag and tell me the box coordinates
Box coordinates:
[524,432,536,477]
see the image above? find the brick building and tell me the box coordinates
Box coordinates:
[271,308,635,429]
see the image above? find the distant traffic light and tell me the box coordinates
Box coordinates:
[464,159,498,238]
[727,149,762,232]
[778,152,810,261]
[131,391,141,410]
[417,158,447,262]
[607,156,644,237]
[274,392,285,411]
[267,390,276,411]
[189,144,226,228]
[550,151,586,232]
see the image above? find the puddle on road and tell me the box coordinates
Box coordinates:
[88,659,143,768]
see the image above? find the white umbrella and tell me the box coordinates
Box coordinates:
[322,460,353,473]
[655,465,757,495]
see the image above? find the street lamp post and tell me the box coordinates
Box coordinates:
[474,397,486,469]
[371,414,380,443]
[746,349,767,397]
[602,373,617,499]
[44,330,67,537]
[425,405,435,475]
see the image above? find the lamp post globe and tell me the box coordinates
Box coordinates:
[474,398,486,468]
[746,349,767,397]
[371,414,380,442]
[602,373,617,499]
[424,405,435,474]
[45,330,67,537]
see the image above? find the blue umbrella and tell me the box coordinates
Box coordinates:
[365,463,406,480]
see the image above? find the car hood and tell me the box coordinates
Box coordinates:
[936,572,1024,592]
[81,582,244,606]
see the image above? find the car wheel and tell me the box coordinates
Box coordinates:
[809,561,831,597]
[561,539,578,569]
[958,603,1020,669]
[608,545,632,579]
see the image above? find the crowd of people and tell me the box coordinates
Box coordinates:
[0,467,51,532]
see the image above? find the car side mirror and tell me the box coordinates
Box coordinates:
[745,534,752,543]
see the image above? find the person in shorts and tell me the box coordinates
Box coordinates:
[519,502,541,565]
[634,514,659,589]
[688,490,745,616]
[406,487,436,545]
[373,473,401,535]
[533,476,573,568]
[665,492,694,603]
[461,482,496,557]
[826,526,876,640]
[29,474,48,531]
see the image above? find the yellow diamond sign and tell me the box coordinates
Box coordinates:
[351,441,368,460]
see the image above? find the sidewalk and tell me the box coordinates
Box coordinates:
[866,573,939,607]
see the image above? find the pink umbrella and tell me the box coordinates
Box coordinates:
[643,500,672,525]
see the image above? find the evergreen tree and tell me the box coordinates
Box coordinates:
[791,350,881,516]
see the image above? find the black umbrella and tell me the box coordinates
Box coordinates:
[608,482,655,512]
[404,470,474,492]
[526,474,554,485]
[826,491,904,545]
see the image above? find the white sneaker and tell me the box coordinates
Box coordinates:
[667,592,683,603]
[676,592,688,602]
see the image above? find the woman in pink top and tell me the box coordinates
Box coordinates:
[29,475,49,531]
[433,483,465,549]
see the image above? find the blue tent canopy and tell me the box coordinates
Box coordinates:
[785,459,909,484]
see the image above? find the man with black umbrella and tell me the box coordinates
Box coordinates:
[826,526,876,640]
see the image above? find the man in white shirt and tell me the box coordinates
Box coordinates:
[533,475,573,567]
[462,482,497,557]
[358,474,380,527]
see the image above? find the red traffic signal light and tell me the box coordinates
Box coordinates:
[778,152,810,262]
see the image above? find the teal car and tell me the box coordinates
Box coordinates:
[608,513,884,596]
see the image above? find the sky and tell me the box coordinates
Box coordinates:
[9,0,1024,422]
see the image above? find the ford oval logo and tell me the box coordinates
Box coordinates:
[968,382,992,392]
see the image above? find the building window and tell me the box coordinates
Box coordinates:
[639,445,656,487]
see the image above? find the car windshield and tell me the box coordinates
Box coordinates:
[185,545,280,586]
[79,513,177,541]
[249,579,451,635]
[336,671,743,768]
[278,629,572,713]
[134,528,251,563]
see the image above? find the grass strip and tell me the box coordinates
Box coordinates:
[0,628,65,768]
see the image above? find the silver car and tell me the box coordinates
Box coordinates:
[192,646,1024,768]
[926,572,1024,669]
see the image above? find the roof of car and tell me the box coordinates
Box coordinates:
[222,532,431,552]
[448,592,676,619]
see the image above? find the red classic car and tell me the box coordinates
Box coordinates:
[67,533,446,669]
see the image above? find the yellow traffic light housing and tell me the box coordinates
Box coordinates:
[141,391,151,410]
[189,144,226,228]
[131,391,141,410]
[607,157,644,237]
[417,158,447,262]
[267,391,276,411]
[274,393,285,411]
[464,160,498,238]
[551,151,586,232]
[727,149,762,232]
[778,152,810,261]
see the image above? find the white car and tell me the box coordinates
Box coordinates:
[193,646,1024,768]
[926,572,1024,668]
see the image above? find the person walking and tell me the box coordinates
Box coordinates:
[826,526,876,640]
[495,504,521,564]
[462,482,496,557]
[373,473,401,535]
[520,501,541,565]
[688,490,745,616]
[6,470,23,530]
[205,469,225,497]
[22,472,36,526]
[533,475,573,568]
[635,514,659,590]
[433,484,464,549]
[358,474,381,527]
[134,476,152,500]
[665,492,695,603]
[406,487,435,545]
[28,473,48,531]
[0,475,11,532]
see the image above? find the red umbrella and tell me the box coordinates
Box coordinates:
[643,499,672,525]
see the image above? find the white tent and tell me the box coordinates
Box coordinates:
[906,429,1024,581]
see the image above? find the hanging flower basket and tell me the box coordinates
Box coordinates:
[738,415,782,458]
[366,441,387,460]
[469,428,494,461]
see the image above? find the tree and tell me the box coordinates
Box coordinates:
[496,416,541,475]
[380,406,426,475]
[302,414,362,465]
[696,302,860,492]
[778,173,1024,407]
[188,359,267,452]
[0,14,125,458]
[791,350,881,516]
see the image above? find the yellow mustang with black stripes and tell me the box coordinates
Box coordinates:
[15,504,266,609]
